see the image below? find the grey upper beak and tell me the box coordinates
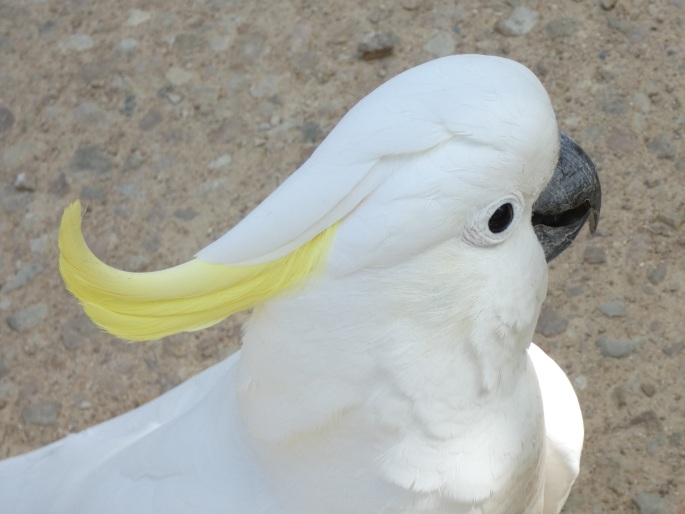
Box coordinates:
[532,132,601,262]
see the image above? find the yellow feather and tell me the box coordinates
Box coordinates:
[58,201,337,341]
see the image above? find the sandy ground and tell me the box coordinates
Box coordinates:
[1,0,684,512]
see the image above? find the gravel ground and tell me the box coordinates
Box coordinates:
[1,1,685,512]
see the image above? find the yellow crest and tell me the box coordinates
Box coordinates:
[58,201,337,341]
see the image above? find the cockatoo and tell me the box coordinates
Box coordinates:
[0,54,600,514]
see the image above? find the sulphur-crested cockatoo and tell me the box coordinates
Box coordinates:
[0,54,600,514]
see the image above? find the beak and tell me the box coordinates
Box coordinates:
[532,132,601,262]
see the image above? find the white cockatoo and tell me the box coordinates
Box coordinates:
[0,54,600,514]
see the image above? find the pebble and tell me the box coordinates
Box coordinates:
[357,31,397,60]
[208,154,232,170]
[546,17,579,39]
[597,300,627,318]
[584,246,607,264]
[535,307,568,337]
[249,74,281,99]
[495,6,539,37]
[138,109,163,131]
[648,135,676,160]
[173,207,198,221]
[423,33,456,58]
[172,33,206,57]
[119,95,137,116]
[1,262,44,293]
[123,150,144,171]
[597,337,644,358]
[74,101,108,127]
[7,303,48,332]
[70,145,113,174]
[125,9,151,27]
[599,90,628,115]
[58,34,94,52]
[662,341,684,357]
[115,182,145,201]
[21,401,61,426]
[0,360,8,379]
[3,140,41,170]
[633,492,669,514]
[60,316,95,351]
[648,263,667,285]
[13,172,36,192]
[166,67,194,86]
[641,382,656,397]
[117,37,139,54]
[655,212,683,229]
[601,0,618,10]
[0,106,15,135]
[301,121,322,143]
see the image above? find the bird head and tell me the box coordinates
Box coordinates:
[59,55,600,342]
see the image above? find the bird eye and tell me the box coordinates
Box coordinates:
[488,203,514,234]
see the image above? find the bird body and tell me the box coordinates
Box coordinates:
[0,55,598,513]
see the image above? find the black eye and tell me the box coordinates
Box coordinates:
[488,203,514,233]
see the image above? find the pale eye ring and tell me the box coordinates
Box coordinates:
[462,193,524,247]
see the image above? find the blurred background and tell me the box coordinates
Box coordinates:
[0,1,684,512]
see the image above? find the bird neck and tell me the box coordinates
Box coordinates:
[230,241,548,511]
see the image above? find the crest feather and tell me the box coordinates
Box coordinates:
[58,201,336,342]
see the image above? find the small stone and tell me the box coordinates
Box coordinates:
[13,172,36,192]
[172,33,206,56]
[641,383,656,397]
[117,37,138,53]
[21,401,61,426]
[648,135,676,160]
[71,145,113,174]
[662,341,684,357]
[1,262,44,293]
[601,0,618,10]
[546,17,579,39]
[357,31,397,60]
[208,154,232,170]
[138,109,163,131]
[597,300,627,318]
[249,74,281,99]
[655,212,683,229]
[0,106,15,135]
[123,150,144,172]
[115,182,145,201]
[125,9,151,27]
[79,400,92,410]
[7,303,48,332]
[58,34,94,52]
[173,207,198,221]
[60,316,95,351]
[647,263,667,285]
[584,246,607,264]
[535,307,568,337]
[3,140,41,170]
[302,121,322,143]
[573,375,587,391]
[630,410,663,432]
[166,67,194,86]
[74,102,108,128]
[0,360,9,379]
[119,95,137,116]
[599,90,628,115]
[597,337,643,358]
[495,6,539,37]
[423,33,456,58]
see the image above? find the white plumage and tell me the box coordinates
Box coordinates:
[0,55,594,513]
